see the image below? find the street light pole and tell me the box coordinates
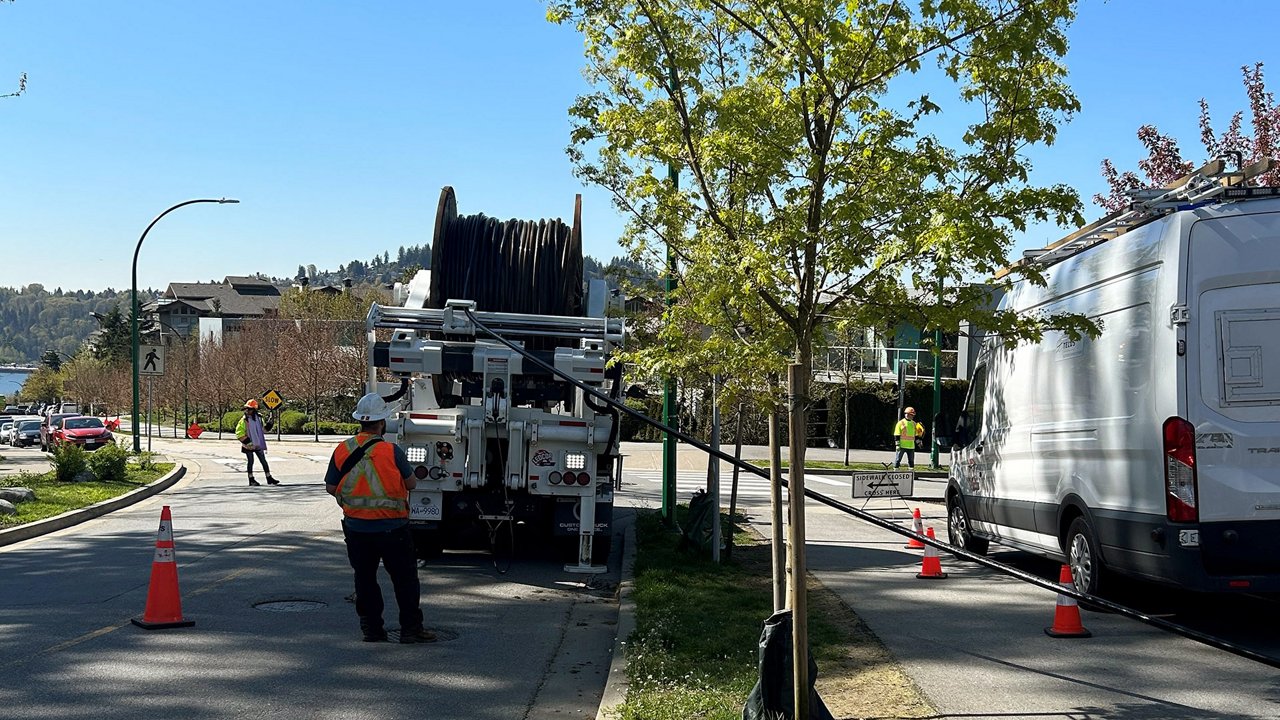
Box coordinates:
[132,198,239,452]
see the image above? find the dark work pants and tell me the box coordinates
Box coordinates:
[245,449,271,476]
[342,523,423,633]
[893,447,916,468]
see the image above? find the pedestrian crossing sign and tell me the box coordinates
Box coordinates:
[140,345,165,375]
[262,390,283,410]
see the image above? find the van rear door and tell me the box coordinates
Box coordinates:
[1186,210,1280,576]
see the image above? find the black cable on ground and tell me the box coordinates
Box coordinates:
[463,307,1280,672]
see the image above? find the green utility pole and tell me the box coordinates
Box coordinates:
[930,326,942,469]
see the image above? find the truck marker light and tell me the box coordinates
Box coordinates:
[428,466,445,480]
[1229,580,1251,588]
[549,471,562,485]
[413,465,429,480]
[577,472,591,486]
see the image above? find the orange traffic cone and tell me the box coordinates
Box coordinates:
[904,508,926,549]
[915,527,947,579]
[1044,564,1091,638]
[131,506,195,630]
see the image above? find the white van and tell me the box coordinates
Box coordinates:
[947,184,1280,595]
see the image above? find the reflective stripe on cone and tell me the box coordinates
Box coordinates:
[1044,564,1091,638]
[916,527,947,579]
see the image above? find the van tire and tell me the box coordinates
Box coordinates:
[1065,516,1106,597]
[947,495,988,555]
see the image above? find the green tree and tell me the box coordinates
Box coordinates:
[550,2,1097,695]
[20,366,62,403]
[40,349,63,372]
[90,305,132,366]
[550,0,1094,421]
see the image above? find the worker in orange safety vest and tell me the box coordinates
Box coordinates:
[324,392,436,644]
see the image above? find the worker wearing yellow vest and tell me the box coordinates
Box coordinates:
[893,406,926,469]
[324,392,436,643]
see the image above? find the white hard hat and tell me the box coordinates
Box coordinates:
[352,393,394,422]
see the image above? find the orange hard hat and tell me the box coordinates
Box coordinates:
[905,406,915,415]
[244,399,259,409]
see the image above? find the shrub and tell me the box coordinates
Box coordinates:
[52,443,89,482]
[87,443,129,483]
[134,451,158,471]
[302,421,360,436]
[280,409,310,433]
[221,411,243,434]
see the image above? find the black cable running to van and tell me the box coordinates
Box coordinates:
[463,307,1280,672]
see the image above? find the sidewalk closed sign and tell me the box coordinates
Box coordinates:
[851,471,914,498]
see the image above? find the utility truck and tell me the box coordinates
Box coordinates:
[364,188,624,572]
[947,156,1280,594]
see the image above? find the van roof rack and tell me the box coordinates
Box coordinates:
[998,155,1277,278]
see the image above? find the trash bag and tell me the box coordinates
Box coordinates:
[742,609,834,720]
[678,488,715,553]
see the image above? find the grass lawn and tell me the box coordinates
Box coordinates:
[0,462,175,527]
[620,508,932,720]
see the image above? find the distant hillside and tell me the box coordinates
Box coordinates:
[0,285,130,364]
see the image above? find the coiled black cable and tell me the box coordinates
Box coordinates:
[427,187,584,331]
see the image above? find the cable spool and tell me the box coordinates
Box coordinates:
[428,187,584,320]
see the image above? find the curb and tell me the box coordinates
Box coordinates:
[0,463,187,548]
[596,520,637,720]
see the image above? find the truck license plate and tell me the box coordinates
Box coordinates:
[409,491,443,521]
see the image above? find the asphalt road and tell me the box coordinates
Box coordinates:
[0,438,622,720]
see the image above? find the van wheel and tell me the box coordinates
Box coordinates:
[1065,516,1106,597]
[947,495,988,555]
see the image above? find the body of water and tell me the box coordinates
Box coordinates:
[0,369,32,399]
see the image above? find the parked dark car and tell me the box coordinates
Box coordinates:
[57,416,114,451]
[41,413,80,452]
[11,419,42,447]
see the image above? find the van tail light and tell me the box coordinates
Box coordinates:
[1163,416,1199,523]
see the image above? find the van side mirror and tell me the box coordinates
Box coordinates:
[952,412,970,448]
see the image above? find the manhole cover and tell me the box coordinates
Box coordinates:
[254,600,328,612]
[388,627,459,643]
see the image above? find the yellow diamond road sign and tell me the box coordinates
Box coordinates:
[262,390,283,410]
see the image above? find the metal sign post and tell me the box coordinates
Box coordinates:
[146,377,153,453]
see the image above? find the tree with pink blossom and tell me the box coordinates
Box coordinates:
[1096,63,1280,211]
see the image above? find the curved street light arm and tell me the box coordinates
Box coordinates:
[131,198,239,452]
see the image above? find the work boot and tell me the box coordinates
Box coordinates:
[362,629,388,643]
[248,477,261,486]
[399,627,438,644]
[266,476,280,485]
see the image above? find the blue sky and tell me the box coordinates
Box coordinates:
[2,0,1279,292]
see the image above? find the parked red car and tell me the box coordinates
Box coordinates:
[54,416,114,451]
[41,413,81,451]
